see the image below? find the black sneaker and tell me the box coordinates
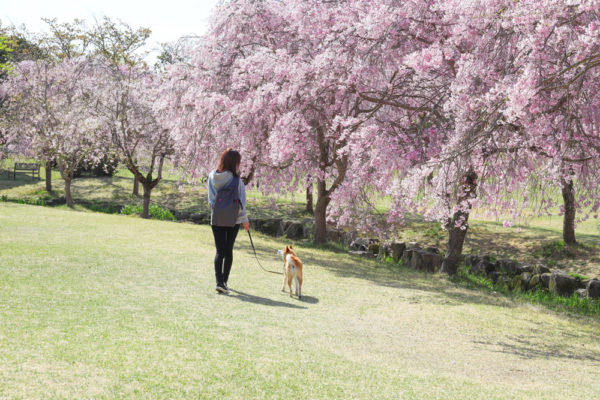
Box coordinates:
[223,282,230,291]
[215,284,228,294]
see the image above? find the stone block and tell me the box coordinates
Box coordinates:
[549,270,578,297]
[586,279,600,299]
[389,242,406,261]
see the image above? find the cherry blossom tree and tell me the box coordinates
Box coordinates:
[499,0,600,245]
[0,58,105,206]
[434,0,600,250]
[167,0,427,243]
[165,0,600,260]
[391,0,600,273]
[384,0,562,274]
[96,62,173,218]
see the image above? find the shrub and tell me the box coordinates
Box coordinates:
[86,202,119,214]
[120,204,141,216]
[121,203,176,221]
[148,204,176,221]
[0,195,46,206]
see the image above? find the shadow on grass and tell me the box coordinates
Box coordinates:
[298,295,319,304]
[237,237,512,310]
[228,289,308,309]
[72,176,131,199]
[473,334,600,362]
[477,220,600,242]
[0,171,42,187]
[466,221,600,259]
[70,176,213,215]
[297,246,600,359]
[299,251,449,291]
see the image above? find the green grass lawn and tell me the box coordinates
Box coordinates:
[1,203,600,399]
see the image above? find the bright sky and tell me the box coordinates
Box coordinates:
[1,0,221,61]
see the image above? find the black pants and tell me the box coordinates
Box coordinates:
[211,224,240,285]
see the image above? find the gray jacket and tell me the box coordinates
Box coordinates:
[208,170,249,224]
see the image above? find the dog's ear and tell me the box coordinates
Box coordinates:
[290,244,294,249]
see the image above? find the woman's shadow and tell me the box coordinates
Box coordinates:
[228,289,318,308]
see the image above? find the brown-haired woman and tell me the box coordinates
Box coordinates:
[208,149,250,293]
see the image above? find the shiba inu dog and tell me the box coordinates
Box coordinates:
[280,245,303,299]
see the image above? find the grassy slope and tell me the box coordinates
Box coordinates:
[1,203,599,399]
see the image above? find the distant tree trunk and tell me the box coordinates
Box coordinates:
[64,177,74,207]
[440,170,478,275]
[313,180,330,244]
[142,183,152,219]
[126,154,165,220]
[306,185,314,215]
[561,178,576,245]
[133,177,139,196]
[45,160,52,192]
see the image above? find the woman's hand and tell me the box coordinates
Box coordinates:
[243,222,250,231]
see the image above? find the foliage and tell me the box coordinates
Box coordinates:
[18,17,151,65]
[84,201,120,214]
[0,35,14,74]
[568,272,591,281]
[165,0,435,242]
[161,0,600,256]
[0,194,47,206]
[121,203,175,221]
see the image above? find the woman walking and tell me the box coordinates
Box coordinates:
[208,149,250,293]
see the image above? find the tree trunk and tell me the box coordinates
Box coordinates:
[561,178,576,245]
[313,180,330,244]
[142,184,152,219]
[306,186,314,215]
[133,177,139,196]
[440,214,471,275]
[439,170,478,275]
[45,160,52,192]
[64,178,74,207]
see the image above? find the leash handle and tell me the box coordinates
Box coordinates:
[247,229,283,275]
